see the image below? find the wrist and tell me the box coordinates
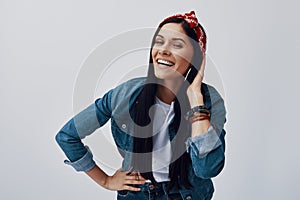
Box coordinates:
[190,102,204,108]
[187,92,204,107]
[102,175,111,189]
[189,97,204,108]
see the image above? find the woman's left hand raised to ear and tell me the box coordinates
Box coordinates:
[187,53,206,108]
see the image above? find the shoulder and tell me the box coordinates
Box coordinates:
[120,77,147,87]
[111,77,146,96]
[202,82,224,101]
[202,82,225,113]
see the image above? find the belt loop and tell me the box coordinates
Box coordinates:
[162,182,168,195]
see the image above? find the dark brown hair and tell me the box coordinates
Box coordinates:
[131,17,207,189]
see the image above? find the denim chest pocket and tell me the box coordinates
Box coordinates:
[111,114,134,151]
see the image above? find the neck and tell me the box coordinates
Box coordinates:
[156,78,184,105]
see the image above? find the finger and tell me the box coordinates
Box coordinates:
[138,176,146,181]
[199,53,206,76]
[129,172,146,181]
[117,170,130,178]
[125,179,146,185]
[125,175,145,181]
[125,173,146,181]
[123,185,142,192]
[192,54,206,86]
[137,172,146,181]
[118,167,132,175]
[125,175,139,180]
[126,171,145,179]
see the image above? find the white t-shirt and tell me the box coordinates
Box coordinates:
[152,96,175,182]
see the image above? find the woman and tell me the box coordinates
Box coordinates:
[56,11,226,200]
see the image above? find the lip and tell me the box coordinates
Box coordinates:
[156,58,175,67]
[156,63,171,69]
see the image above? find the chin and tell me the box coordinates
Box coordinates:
[154,73,165,80]
[154,73,182,81]
[153,65,185,81]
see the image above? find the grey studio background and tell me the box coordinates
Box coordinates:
[1,0,299,199]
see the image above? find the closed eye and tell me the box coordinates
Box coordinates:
[172,43,183,48]
[154,39,164,45]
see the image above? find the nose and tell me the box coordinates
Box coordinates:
[159,49,171,56]
[158,44,171,56]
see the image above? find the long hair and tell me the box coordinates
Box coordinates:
[131,17,207,189]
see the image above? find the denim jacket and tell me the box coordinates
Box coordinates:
[55,77,226,199]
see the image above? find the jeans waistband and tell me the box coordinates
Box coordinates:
[136,181,170,193]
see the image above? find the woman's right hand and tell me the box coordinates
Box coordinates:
[104,168,146,191]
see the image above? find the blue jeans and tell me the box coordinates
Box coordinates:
[117,182,192,200]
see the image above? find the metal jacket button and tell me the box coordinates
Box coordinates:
[149,184,155,190]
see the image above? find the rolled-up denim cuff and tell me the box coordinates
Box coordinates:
[186,125,222,158]
[64,146,96,172]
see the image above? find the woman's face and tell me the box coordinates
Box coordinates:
[151,23,194,80]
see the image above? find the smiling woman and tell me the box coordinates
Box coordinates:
[152,23,194,81]
[55,11,226,200]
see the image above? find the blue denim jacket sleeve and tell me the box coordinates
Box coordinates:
[186,85,226,179]
[55,89,112,172]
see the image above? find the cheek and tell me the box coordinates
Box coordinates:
[183,51,194,64]
[182,47,194,63]
[176,56,192,73]
[176,55,191,67]
[151,49,158,59]
[175,49,193,64]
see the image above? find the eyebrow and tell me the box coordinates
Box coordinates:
[156,34,187,44]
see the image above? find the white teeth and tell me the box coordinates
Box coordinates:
[157,59,174,66]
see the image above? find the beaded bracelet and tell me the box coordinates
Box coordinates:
[189,113,210,124]
[185,105,210,120]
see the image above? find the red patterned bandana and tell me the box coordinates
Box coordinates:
[159,11,206,53]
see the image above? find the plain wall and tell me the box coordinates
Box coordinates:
[1,0,299,199]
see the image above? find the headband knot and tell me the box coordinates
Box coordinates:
[160,11,206,53]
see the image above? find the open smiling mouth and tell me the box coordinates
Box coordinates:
[157,59,175,67]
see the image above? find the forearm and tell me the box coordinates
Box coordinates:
[85,165,109,189]
[191,119,210,137]
[186,82,227,179]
